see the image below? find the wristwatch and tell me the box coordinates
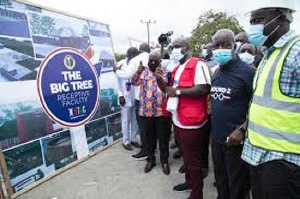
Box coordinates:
[175,89,181,96]
[237,125,246,133]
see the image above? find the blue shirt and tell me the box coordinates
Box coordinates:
[242,30,300,167]
[211,58,255,144]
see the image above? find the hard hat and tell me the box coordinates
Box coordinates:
[247,0,296,13]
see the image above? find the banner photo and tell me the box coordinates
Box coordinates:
[0,0,121,193]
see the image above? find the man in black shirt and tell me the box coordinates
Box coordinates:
[210,29,255,199]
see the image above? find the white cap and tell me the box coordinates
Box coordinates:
[248,0,296,13]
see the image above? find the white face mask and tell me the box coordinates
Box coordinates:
[171,48,184,62]
[239,52,255,64]
[235,42,242,53]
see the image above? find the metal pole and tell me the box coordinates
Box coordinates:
[147,22,150,46]
[140,19,156,46]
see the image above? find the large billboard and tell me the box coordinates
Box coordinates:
[0,0,121,193]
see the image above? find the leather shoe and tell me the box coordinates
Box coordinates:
[179,164,185,173]
[173,150,182,159]
[131,141,141,148]
[144,162,156,173]
[122,143,133,151]
[169,142,177,149]
[162,163,170,175]
[173,182,192,191]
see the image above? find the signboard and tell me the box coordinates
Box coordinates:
[0,0,121,194]
[37,48,100,127]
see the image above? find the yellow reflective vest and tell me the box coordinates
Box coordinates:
[248,36,300,154]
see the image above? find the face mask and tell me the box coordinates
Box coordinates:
[148,60,160,72]
[235,42,242,54]
[213,49,233,66]
[202,49,208,58]
[247,15,280,48]
[171,48,185,62]
[239,52,255,64]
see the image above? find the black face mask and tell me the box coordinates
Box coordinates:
[148,60,160,72]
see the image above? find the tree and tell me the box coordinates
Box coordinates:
[114,53,126,62]
[189,10,244,56]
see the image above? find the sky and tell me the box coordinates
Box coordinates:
[21,0,300,53]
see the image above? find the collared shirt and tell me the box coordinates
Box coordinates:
[172,59,211,129]
[131,69,165,117]
[116,52,149,100]
[242,30,300,167]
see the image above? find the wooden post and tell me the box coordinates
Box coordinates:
[0,146,14,197]
[0,179,4,199]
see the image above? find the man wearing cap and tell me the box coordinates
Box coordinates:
[242,0,300,198]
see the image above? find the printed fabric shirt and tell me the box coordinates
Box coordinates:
[242,30,300,167]
[131,68,166,117]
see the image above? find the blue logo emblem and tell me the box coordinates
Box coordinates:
[37,48,100,127]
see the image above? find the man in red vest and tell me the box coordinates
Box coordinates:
[155,37,211,199]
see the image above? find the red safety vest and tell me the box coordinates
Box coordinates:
[170,57,208,126]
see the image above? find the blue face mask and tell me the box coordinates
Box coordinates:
[213,49,232,66]
[202,49,208,58]
[247,16,280,48]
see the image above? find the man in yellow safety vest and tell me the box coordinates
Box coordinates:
[241,0,300,198]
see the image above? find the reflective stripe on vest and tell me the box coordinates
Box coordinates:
[248,36,300,153]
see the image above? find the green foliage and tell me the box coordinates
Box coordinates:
[0,37,34,57]
[29,13,56,36]
[189,10,244,56]
[114,53,126,62]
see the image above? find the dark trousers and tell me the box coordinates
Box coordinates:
[201,117,211,169]
[250,160,300,199]
[174,119,210,169]
[174,125,208,199]
[135,100,148,153]
[211,140,250,199]
[140,116,169,164]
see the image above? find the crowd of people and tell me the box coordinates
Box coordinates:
[113,1,300,199]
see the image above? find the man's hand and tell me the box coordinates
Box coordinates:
[119,96,126,106]
[137,61,145,74]
[227,129,245,146]
[166,86,176,97]
[113,64,121,73]
[155,67,164,80]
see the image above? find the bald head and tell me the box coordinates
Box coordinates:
[148,51,161,72]
[172,37,191,50]
[212,29,235,49]
[234,32,249,44]
[149,51,161,61]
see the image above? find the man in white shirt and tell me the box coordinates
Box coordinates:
[113,43,150,160]
[116,47,140,151]
[155,37,211,199]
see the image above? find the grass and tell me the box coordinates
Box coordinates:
[19,71,37,81]
[16,58,41,70]
[0,37,34,57]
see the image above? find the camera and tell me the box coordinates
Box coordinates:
[158,31,173,47]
